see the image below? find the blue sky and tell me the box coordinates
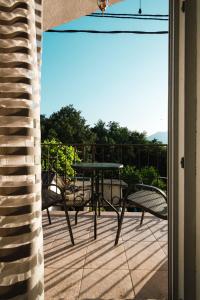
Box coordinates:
[41,0,169,135]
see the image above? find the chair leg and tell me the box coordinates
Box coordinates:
[63,203,75,246]
[115,198,126,246]
[47,208,52,225]
[75,209,79,225]
[140,210,145,226]
[98,199,101,216]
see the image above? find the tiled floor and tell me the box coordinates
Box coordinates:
[43,211,168,300]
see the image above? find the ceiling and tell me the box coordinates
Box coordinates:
[43,0,121,31]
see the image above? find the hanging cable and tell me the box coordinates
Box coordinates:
[138,0,142,14]
[87,14,168,21]
[46,29,168,35]
[90,13,169,17]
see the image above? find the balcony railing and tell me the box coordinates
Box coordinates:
[41,143,167,208]
[41,143,167,178]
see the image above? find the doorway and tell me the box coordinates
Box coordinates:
[41,0,171,295]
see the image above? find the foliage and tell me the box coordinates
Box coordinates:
[41,106,167,177]
[91,120,108,144]
[41,138,80,178]
[121,165,166,192]
[120,166,142,192]
[140,166,159,185]
[140,166,166,190]
[41,106,164,146]
[92,120,148,144]
[41,105,96,144]
[151,178,166,190]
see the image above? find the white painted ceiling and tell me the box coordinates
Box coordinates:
[43,0,121,31]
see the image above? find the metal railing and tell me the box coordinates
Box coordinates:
[41,143,167,210]
[41,143,167,176]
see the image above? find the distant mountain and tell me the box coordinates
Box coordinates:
[147,131,168,144]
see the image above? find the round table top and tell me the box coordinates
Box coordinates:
[72,162,123,170]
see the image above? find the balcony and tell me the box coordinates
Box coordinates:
[42,143,168,299]
[43,211,168,300]
[41,143,167,195]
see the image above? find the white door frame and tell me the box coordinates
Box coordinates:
[169,0,200,299]
[168,0,181,298]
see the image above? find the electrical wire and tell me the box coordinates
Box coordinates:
[87,14,168,21]
[90,13,169,17]
[47,29,168,35]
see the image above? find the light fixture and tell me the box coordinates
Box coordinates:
[97,0,109,14]
[138,0,142,14]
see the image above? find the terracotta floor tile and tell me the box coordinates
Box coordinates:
[84,239,128,270]
[144,217,167,227]
[72,215,93,227]
[121,222,156,242]
[45,267,83,299]
[130,269,168,299]
[71,227,91,241]
[79,268,134,299]
[44,239,87,269]
[44,218,92,241]
[147,223,168,242]
[89,217,122,241]
[158,242,168,256]
[43,216,75,241]
[121,214,158,225]
[43,212,168,300]
[124,241,167,271]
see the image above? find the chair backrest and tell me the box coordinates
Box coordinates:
[42,171,67,194]
[135,183,167,202]
[53,174,66,190]
[42,171,55,185]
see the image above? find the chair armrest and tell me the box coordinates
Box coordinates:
[159,176,167,181]
[71,176,91,181]
[42,184,65,200]
[135,183,167,201]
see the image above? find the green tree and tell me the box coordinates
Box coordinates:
[92,120,148,145]
[129,130,148,144]
[41,105,96,144]
[92,120,108,143]
[107,121,130,144]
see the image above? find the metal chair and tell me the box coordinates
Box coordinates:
[115,183,167,245]
[42,171,91,225]
[42,183,74,245]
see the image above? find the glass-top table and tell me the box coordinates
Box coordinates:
[72,162,124,239]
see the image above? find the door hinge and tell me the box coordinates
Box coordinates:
[181,1,185,12]
[181,157,184,168]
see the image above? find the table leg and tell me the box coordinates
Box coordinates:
[94,170,100,239]
[98,171,104,216]
[94,193,97,239]
[91,172,94,211]
[98,198,101,216]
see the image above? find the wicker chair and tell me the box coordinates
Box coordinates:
[42,183,74,245]
[42,171,91,225]
[115,183,167,245]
